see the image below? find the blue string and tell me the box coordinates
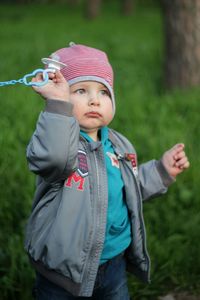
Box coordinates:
[0,68,54,87]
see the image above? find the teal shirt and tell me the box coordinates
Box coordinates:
[80,127,131,264]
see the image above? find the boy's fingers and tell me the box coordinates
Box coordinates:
[183,161,190,169]
[170,143,185,159]
[175,156,188,167]
[55,70,67,83]
[34,72,43,81]
[48,72,56,79]
[178,160,190,170]
[174,151,185,160]
[172,143,184,151]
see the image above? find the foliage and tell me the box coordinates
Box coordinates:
[0,3,199,299]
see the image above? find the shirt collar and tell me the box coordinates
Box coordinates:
[80,127,109,144]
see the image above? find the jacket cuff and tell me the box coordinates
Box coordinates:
[156,160,176,187]
[45,99,73,116]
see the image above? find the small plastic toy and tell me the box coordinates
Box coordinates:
[0,58,67,87]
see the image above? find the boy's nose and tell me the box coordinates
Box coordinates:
[88,92,100,106]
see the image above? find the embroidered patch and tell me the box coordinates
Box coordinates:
[65,172,85,191]
[106,152,120,168]
[125,153,138,177]
[64,150,88,192]
[77,150,89,177]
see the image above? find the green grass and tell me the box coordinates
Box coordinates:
[0,2,199,299]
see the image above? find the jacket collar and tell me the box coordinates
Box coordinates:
[80,127,109,151]
[80,127,122,154]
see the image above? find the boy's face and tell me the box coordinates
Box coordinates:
[69,81,113,141]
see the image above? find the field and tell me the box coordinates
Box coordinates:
[0,2,200,299]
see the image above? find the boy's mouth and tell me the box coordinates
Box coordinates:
[85,111,102,118]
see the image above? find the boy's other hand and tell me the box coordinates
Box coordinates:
[161,143,190,178]
[31,70,69,101]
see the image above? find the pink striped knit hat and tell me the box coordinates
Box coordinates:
[48,42,115,114]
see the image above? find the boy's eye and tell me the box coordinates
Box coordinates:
[74,88,85,94]
[100,90,110,97]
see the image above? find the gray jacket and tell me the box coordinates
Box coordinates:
[25,99,174,297]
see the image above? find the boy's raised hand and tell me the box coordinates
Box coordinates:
[161,143,190,178]
[31,70,69,101]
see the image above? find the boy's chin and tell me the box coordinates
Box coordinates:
[80,126,100,133]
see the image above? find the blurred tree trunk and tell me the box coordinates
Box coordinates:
[121,0,134,15]
[162,0,200,89]
[86,0,102,19]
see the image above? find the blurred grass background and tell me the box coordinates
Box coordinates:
[0,1,199,299]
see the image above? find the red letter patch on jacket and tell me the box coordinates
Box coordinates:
[125,153,138,177]
[64,150,88,191]
[65,172,85,191]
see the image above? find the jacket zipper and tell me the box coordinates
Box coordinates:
[118,153,151,281]
[131,168,151,281]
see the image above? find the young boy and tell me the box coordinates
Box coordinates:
[25,43,189,300]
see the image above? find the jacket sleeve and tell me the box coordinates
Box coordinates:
[26,99,80,183]
[138,159,175,201]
